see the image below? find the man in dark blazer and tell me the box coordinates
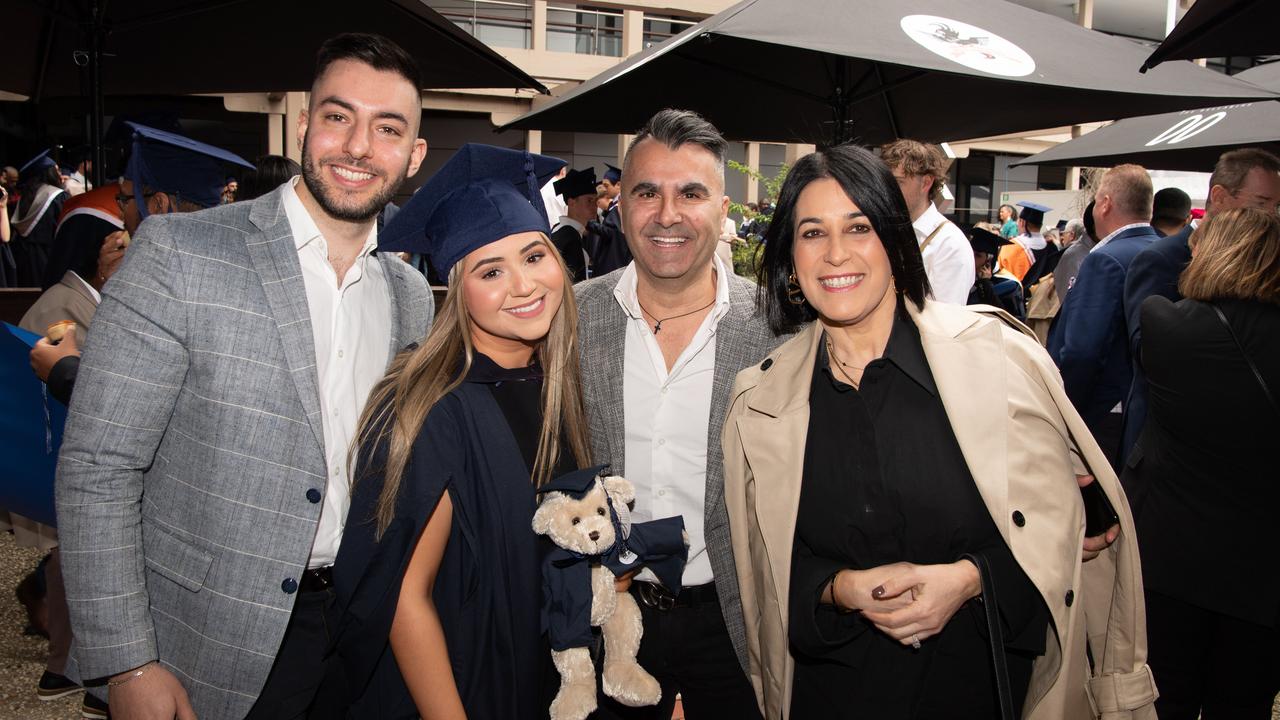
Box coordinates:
[1050,164,1156,468]
[1120,148,1280,465]
[576,110,780,720]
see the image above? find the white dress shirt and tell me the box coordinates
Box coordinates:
[615,256,732,587]
[1091,223,1151,252]
[911,203,973,305]
[282,179,391,568]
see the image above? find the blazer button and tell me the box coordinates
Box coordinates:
[1011,510,1026,527]
[1065,589,1074,607]
[306,488,322,504]
[760,358,773,371]
[281,578,298,594]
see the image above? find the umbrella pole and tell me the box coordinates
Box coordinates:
[88,0,105,188]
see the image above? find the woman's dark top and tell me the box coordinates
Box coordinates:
[326,352,570,719]
[11,189,66,287]
[789,307,1048,719]
[1125,297,1280,628]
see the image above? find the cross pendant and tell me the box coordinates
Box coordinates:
[652,321,663,334]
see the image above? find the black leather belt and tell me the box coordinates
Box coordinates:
[632,581,717,611]
[299,566,333,593]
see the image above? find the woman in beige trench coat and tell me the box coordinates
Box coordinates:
[722,145,1157,719]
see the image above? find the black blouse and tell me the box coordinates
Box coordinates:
[789,306,1048,719]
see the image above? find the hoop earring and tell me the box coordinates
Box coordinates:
[787,272,806,306]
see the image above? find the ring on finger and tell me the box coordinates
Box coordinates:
[910,633,921,650]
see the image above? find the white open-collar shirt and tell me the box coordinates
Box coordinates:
[283,178,390,568]
[614,256,732,588]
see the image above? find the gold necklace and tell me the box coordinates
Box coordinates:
[825,336,867,387]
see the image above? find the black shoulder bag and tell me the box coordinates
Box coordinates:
[962,552,1016,720]
[1208,302,1279,418]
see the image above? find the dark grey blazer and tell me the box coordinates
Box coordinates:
[575,266,784,669]
[56,186,432,720]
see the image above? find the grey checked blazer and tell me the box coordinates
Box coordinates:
[55,186,432,720]
[575,267,784,671]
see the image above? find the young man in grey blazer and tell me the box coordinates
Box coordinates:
[56,34,432,720]
[576,109,780,719]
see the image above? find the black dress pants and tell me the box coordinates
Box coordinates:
[1146,589,1280,719]
[594,583,761,720]
[244,586,336,720]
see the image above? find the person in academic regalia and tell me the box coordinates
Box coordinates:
[324,144,594,720]
[551,167,598,282]
[586,163,631,275]
[996,200,1051,283]
[10,151,69,287]
[967,225,1026,321]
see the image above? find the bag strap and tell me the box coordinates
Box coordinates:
[962,552,1015,720]
[1208,302,1279,418]
[919,220,947,253]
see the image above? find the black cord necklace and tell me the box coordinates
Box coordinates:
[636,298,716,334]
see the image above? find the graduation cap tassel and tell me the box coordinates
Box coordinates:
[523,151,550,227]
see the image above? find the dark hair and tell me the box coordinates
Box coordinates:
[1152,187,1192,222]
[757,144,930,335]
[623,109,728,178]
[315,33,423,93]
[1208,148,1280,207]
[237,155,303,201]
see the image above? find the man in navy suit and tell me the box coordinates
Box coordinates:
[1050,164,1156,468]
[1119,148,1280,466]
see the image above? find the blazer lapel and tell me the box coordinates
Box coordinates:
[585,282,628,472]
[909,301,1012,541]
[704,278,754,528]
[244,188,326,456]
[376,253,406,358]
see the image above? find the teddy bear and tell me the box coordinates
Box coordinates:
[533,466,687,720]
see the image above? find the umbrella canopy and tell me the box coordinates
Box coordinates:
[1140,0,1279,73]
[1237,61,1280,91]
[1011,101,1280,172]
[3,0,546,98]
[502,0,1276,146]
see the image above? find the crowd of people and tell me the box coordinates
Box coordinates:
[3,30,1278,720]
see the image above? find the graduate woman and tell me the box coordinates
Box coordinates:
[324,144,591,719]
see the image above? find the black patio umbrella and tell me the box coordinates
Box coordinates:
[1010,102,1280,172]
[1140,0,1279,73]
[502,0,1275,147]
[1237,61,1280,90]
[4,0,547,185]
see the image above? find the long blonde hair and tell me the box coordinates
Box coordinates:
[351,238,592,538]
[1180,207,1280,305]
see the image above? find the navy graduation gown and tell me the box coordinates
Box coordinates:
[325,361,558,719]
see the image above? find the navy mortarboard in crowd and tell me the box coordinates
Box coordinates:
[602,163,621,184]
[1016,200,1051,227]
[380,143,567,274]
[1056,219,1069,232]
[968,226,1011,257]
[19,149,57,180]
[124,122,255,219]
[554,167,598,200]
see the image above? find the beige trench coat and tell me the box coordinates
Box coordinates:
[722,299,1157,719]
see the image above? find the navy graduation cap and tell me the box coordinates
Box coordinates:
[380,143,567,275]
[554,167,598,200]
[124,122,255,219]
[602,163,621,184]
[1016,200,1051,226]
[19,149,57,179]
[969,226,1011,256]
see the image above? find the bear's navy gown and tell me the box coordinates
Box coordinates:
[324,352,571,719]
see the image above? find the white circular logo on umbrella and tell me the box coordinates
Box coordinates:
[900,15,1036,78]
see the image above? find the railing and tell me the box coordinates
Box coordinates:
[642,15,696,48]
[547,5,624,57]
[432,0,534,50]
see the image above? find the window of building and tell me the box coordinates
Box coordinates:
[427,0,532,49]
[547,4,623,56]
